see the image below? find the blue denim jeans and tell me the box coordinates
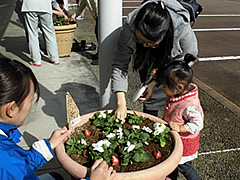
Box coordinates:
[168,161,200,180]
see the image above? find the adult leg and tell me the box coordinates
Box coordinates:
[15,0,28,42]
[75,0,87,17]
[178,161,200,180]
[39,12,59,62]
[24,12,41,63]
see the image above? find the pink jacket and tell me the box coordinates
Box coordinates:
[163,83,204,156]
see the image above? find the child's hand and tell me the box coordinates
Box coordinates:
[169,122,181,132]
[169,122,188,133]
[90,159,116,180]
[49,126,71,150]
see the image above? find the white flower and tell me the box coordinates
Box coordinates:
[116,127,123,139]
[115,119,120,122]
[142,126,153,133]
[132,125,140,130]
[92,143,104,152]
[92,139,111,152]
[153,122,160,128]
[106,133,116,139]
[124,141,135,152]
[153,123,166,135]
[98,112,106,118]
[81,139,87,145]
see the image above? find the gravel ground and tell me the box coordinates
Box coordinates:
[71,7,240,179]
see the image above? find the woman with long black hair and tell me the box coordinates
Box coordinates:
[112,0,198,120]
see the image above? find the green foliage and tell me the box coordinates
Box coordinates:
[65,134,87,155]
[53,15,70,26]
[152,125,171,147]
[66,111,172,166]
[126,112,147,125]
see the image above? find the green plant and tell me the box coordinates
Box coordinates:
[65,111,171,166]
[53,15,70,26]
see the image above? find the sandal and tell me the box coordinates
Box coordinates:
[30,61,42,67]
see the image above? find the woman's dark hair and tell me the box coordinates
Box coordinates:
[160,54,196,91]
[134,1,173,71]
[56,0,64,5]
[0,58,40,107]
[135,1,170,41]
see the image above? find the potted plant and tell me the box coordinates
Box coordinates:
[64,110,183,180]
[53,16,77,57]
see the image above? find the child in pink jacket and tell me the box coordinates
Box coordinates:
[159,54,204,180]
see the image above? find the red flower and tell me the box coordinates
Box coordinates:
[84,130,91,137]
[154,150,162,159]
[112,155,119,165]
[83,150,87,158]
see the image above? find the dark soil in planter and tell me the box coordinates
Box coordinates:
[67,115,174,173]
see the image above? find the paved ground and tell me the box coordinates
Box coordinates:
[0,0,239,179]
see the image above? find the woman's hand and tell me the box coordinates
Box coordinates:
[49,126,71,150]
[138,80,158,102]
[115,92,127,123]
[90,159,117,180]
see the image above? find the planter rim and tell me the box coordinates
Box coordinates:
[54,23,77,30]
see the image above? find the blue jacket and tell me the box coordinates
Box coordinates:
[0,122,54,180]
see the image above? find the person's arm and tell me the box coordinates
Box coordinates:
[115,92,127,122]
[55,143,89,178]
[55,144,116,180]
[112,24,135,121]
[169,106,203,134]
[52,7,68,19]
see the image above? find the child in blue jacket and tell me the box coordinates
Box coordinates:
[0,58,116,180]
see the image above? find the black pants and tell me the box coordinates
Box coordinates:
[168,161,200,180]
[143,109,158,117]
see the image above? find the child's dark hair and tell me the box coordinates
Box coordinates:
[160,54,196,91]
[0,58,40,107]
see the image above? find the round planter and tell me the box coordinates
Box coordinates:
[54,24,77,57]
[66,110,183,180]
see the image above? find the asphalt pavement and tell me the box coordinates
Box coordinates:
[0,0,240,179]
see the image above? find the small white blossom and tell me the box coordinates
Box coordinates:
[98,112,106,118]
[142,126,153,133]
[153,123,166,135]
[81,139,87,145]
[116,127,123,139]
[153,122,160,128]
[92,139,111,152]
[144,142,149,145]
[106,133,116,139]
[132,125,140,130]
[115,119,120,122]
[124,141,135,152]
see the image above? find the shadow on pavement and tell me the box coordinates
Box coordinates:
[40,82,100,128]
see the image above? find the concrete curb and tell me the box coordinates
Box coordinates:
[193,77,240,118]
